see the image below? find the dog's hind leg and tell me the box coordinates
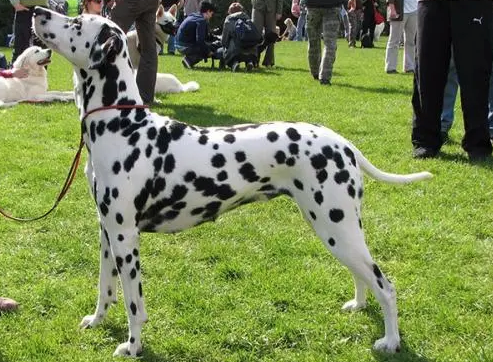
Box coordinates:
[80,224,119,329]
[106,227,148,357]
[303,204,400,353]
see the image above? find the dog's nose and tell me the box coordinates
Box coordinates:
[47,49,52,56]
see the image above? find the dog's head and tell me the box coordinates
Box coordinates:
[156,4,178,36]
[33,7,127,70]
[13,46,52,76]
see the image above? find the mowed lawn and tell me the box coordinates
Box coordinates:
[1,37,493,362]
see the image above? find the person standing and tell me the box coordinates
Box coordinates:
[305,0,344,85]
[111,0,160,104]
[347,0,362,48]
[252,0,282,67]
[9,0,47,64]
[384,0,418,73]
[411,0,492,160]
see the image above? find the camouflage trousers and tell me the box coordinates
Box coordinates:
[306,7,340,82]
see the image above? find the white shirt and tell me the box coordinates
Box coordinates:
[403,0,418,14]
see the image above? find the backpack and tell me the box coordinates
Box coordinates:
[234,18,262,49]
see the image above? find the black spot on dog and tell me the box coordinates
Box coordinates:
[275,151,286,164]
[310,154,327,169]
[267,131,279,142]
[334,170,350,184]
[224,134,235,143]
[288,143,299,155]
[163,154,175,173]
[184,171,196,182]
[112,188,119,199]
[130,302,137,315]
[130,268,137,279]
[211,154,226,168]
[71,46,76,53]
[358,188,364,199]
[116,213,124,224]
[293,179,304,190]
[239,163,260,182]
[373,264,383,279]
[198,135,208,145]
[322,145,333,159]
[147,127,157,140]
[347,184,356,198]
[125,254,132,263]
[118,234,124,241]
[329,209,344,223]
[118,80,127,92]
[314,191,323,205]
[234,151,245,163]
[123,148,141,172]
[328,238,336,246]
[113,161,121,174]
[309,211,316,220]
[217,171,228,181]
[344,146,356,166]
[333,152,345,169]
[170,122,187,140]
[286,127,301,141]
[316,169,328,184]
[80,69,87,79]
[128,132,140,146]
[286,158,296,167]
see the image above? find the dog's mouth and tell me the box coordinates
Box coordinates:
[37,58,51,66]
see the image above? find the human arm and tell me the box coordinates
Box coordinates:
[10,0,29,11]
[387,0,398,19]
[0,68,29,78]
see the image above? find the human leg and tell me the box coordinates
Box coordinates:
[440,56,459,134]
[11,8,34,64]
[403,11,417,72]
[411,1,451,154]
[134,0,160,103]
[319,7,340,84]
[385,20,404,72]
[451,0,492,156]
[306,7,322,79]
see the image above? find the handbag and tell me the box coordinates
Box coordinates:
[374,9,385,24]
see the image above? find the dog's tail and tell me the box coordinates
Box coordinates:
[182,81,200,92]
[352,143,433,184]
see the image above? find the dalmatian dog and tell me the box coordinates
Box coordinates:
[33,8,432,358]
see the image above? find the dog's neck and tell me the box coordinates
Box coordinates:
[73,56,143,121]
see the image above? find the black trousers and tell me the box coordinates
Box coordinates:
[12,7,44,64]
[411,0,493,154]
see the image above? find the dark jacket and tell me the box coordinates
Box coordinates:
[221,11,258,66]
[176,12,210,57]
[305,0,343,9]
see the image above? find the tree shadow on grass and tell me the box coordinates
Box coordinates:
[152,103,253,128]
[363,304,435,362]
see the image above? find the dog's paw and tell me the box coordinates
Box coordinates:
[79,314,101,329]
[341,299,367,312]
[113,341,142,358]
[373,337,400,353]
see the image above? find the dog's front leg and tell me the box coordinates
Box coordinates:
[80,224,119,329]
[108,227,147,357]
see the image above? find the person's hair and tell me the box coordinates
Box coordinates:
[227,2,243,14]
[80,0,101,14]
[200,1,217,13]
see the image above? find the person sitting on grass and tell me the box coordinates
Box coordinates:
[175,1,219,69]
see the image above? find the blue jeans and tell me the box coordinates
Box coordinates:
[295,10,307,41]
[167,35,176,54]
[441,57,493,136]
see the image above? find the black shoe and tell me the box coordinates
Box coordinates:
[231,61,240,72]
[182,57,193,69]
[312,74,318,80]
[386,69,398,74]
[320,79,331,86]
[412,147,439,159]
[467,151,491,162]
[246,62,254,72]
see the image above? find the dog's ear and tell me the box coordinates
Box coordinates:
[89,24,124,69]
[168,4,177,17]
[156,4,165,18]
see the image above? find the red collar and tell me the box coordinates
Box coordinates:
[82,104,150,122]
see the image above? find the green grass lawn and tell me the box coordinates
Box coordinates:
[1,39,493,362]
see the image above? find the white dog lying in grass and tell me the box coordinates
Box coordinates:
[0,46,73,107]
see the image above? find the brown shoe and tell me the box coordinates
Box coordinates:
[0,297,19,312]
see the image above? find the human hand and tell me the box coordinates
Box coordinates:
[14,3,29,11]
[388,4,398,19]
[12,68,29,78]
